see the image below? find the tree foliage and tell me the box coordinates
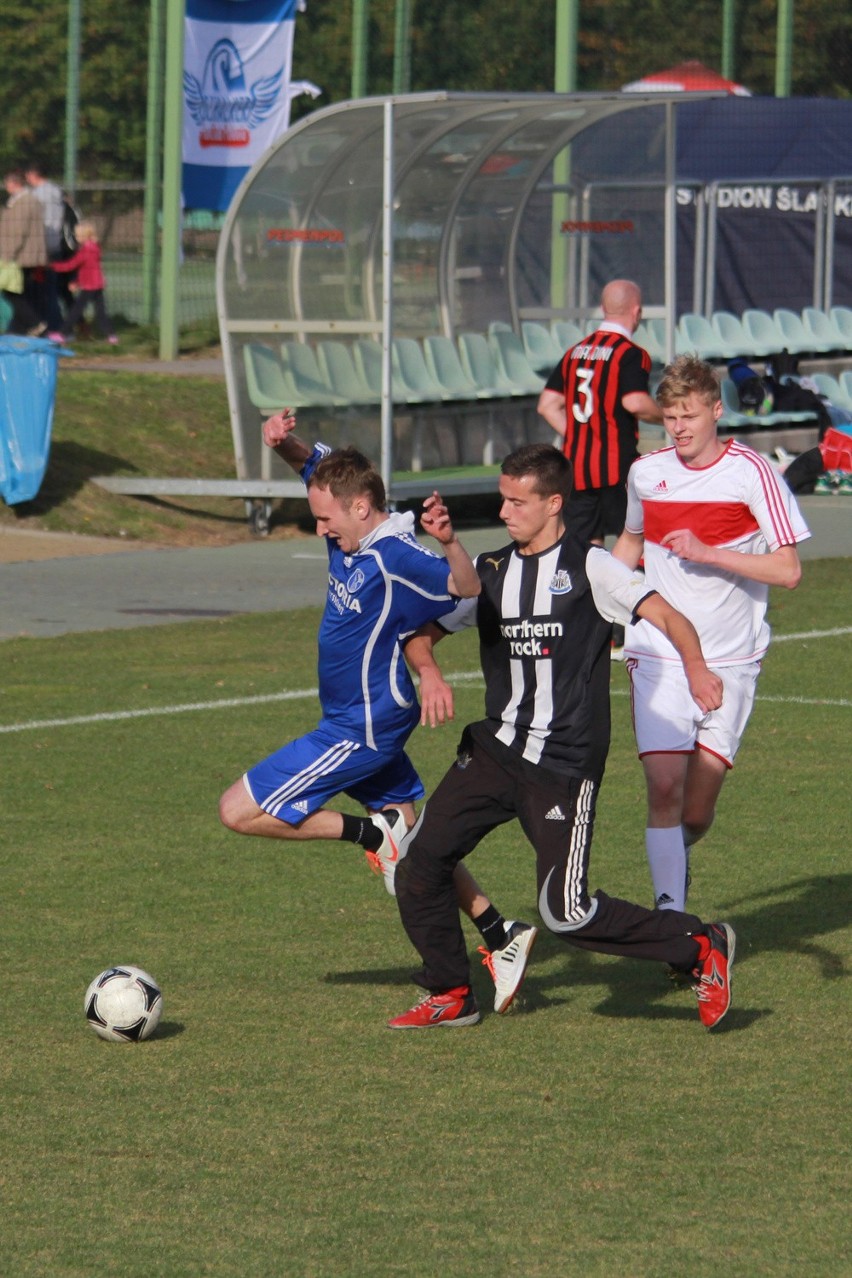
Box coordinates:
[0,0,848,184]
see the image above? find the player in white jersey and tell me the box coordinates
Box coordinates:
[613,355,810,914]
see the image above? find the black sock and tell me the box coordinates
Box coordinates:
[474,904,509,951]
[339,810,399,852]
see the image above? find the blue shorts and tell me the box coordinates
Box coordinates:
[244,720,424,825]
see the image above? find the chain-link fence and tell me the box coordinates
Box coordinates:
[71,182,221,332]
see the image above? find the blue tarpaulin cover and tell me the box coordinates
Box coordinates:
[0,336,72,505]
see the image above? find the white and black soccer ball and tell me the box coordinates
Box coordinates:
[84,966,163,1042]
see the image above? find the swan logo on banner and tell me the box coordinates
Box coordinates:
[184,39,282,143]
[182,0,300,210]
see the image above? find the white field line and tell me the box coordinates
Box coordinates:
[1,630,850,736]
[772,627,852,643]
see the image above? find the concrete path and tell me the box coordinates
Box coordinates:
[0,497,847,641]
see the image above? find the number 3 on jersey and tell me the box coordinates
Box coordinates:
[572,368,595,423]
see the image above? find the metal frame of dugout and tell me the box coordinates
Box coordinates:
[103,91,706,534]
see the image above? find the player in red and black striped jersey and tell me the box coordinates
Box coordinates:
[538,279,662,544]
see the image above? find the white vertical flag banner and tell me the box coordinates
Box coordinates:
[182,0,301,211]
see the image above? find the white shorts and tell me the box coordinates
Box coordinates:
[626,656,761,768]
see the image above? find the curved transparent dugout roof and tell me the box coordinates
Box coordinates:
[216,92,695,487]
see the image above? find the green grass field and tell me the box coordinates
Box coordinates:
[1,561,849,1276]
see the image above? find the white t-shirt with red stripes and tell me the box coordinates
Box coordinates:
[624,439,811,666]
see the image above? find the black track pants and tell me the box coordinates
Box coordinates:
[395,728,703,992]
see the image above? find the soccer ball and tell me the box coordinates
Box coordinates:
[84,966,163,1042]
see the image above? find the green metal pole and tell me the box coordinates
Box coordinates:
[351,0,369,99]
[64,0,82,196]
[554,0,578,93]
[551,0,578,312]
[142,0,165,327]
[393,0,411,95]
[721,0,736,82]
[775,0,794,97]
[159,0,185,360]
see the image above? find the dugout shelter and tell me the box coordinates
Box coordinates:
[215,90,691,520]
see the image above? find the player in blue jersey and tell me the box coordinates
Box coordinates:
[219,412,538,1006]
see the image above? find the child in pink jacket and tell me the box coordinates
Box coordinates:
[51,221,117,343]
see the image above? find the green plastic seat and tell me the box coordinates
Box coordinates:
[490,330,545,395]
[243,343,296,412]
[316,341,377,405]
[423,336,486,399]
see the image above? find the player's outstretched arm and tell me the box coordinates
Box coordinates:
[636,593,724,714]
[403,624,453,727]
[261,410,311,471]
[420,492,481,599]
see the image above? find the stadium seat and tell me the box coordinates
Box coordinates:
[718,378,753,427]
[352,339,416,403]
[423,335,485,399]
[490,329,546,395]
[711,311,750,356]
[393,338,446,402]
[829,307,852,352]
[521,321,561,373]
[552,320,584,350]
[741,309,785,358]
[280,342,347,407]
[840,370,852,407]
[634,318,667,363]
[316,341,377,405]
[773,308,833,355]
[802,307,845,353]
[243,342,295,413]
[719,376,816,428]
[810,372,852,410]
[0,294,13,334]
[457,332,524,398]
[676,313,738,361]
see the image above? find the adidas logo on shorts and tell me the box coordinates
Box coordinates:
[545,805,566,821]
[292,800,309,815]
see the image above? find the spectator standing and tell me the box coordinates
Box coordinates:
[51,222,117,344]
[537,279,662,545]
[24,164,65,332]
[0,169,48,335]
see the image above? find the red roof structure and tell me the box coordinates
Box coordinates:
[622,60,751,96]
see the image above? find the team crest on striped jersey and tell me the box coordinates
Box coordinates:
[549,569,573,595]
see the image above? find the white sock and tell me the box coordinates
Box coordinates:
[645,827,687,911]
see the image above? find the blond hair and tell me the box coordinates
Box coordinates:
[75,221,97,244]
[656,354,721,408]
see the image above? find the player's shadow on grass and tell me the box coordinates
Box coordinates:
[327,874,847,1029]
[713,873,850,981]
[498,872,849,1028]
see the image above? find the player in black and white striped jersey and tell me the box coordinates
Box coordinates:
[389,443,737,1031]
